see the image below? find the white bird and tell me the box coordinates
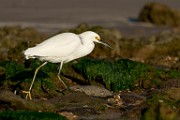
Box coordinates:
[22,31,111,100]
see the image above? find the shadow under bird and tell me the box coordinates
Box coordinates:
[22,31,111,100]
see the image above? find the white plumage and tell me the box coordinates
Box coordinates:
[22,31,111,100]
[24,33,81,61]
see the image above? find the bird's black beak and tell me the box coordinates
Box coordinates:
[96,40,112,49]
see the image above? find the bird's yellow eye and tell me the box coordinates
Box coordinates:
[95,36,100,41]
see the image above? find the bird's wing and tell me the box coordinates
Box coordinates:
[24,33,81,58]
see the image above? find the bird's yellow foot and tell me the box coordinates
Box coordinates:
[22,90,32,100]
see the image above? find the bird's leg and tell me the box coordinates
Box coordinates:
[57,61,68,89]
[22,62,47,100]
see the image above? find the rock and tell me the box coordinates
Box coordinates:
[0,26,45,62]
[142,102,177,120]
[73,58,165,91]
[70,85,113,98]
[0,66,5,80]
[144,32,180,61]
[161,79,180,89]
[0,91,56,112]
[139,2,180,27]
[59,111,77,120]
[134,44,155,61]
[164,87,180,100]
[120,93,146,106]
[147,56,180,69]
[0,60,67,99]
[91,27,123,58]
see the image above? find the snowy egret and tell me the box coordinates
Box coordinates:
[22,31,111,100]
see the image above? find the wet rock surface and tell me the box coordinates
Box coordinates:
[0,23,179,119]
[0,90,148,120]
[70,85,113,98]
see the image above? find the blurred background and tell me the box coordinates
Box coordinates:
[0,0,179,35]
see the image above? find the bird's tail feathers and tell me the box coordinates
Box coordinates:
[23,48,37,59]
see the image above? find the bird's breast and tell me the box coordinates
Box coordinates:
[64,43,95,63]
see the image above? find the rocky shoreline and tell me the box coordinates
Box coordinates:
[0,2,180,120]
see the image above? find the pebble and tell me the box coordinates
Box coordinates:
[70,85,113,98]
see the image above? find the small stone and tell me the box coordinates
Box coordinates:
[59,112,78,120]
[70,85,113,98]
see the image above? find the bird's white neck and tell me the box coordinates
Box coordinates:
[78,34,94,45]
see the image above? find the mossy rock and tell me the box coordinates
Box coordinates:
[73,58,165,91]
[0,66,5,80]
[73,58,180,91]
[0,26,45,62]
[139,2,180,27]
[0,60,25,78]
[142,102,177,120]
[0,110,67,120]
[164,88,180,101]
[142,90,179,120]
[153,32,180,58]
[0,91,57,112]
[65,23,90,34]
[20,59,64,98]
[0,60,64,98]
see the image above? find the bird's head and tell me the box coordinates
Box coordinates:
[79,31,112,48]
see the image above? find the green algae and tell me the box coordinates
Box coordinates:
[73,58,180,91]
[0,110,67,120]
[0,60,62,98]
[0,60,24,78]
[167,70,180,78]
[0,58,179,93]
[21,60,62,97]
[73,58,149,91]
